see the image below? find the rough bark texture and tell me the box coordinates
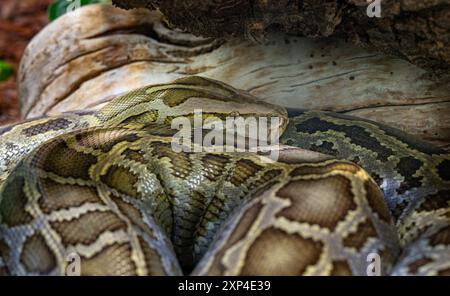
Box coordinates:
[112,0,450,79]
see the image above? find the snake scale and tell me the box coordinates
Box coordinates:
[0,76,449,276]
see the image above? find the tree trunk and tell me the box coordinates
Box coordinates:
[112,0,450,79]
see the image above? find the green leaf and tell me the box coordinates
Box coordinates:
[0,60,13,82]
[48,0,112,21]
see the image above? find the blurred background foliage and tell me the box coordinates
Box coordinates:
[0,60,13,82]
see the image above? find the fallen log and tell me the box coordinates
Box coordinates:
[113,0,450,79]
[18,4,450,149]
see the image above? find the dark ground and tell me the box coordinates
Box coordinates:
[0,0,52,125]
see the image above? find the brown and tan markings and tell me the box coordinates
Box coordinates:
[0,76,449,275]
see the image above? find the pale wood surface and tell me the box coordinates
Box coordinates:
[18,4,450,149]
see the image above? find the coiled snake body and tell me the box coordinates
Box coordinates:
[0,76,449,275]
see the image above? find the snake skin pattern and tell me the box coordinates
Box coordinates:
[0,76,449,276]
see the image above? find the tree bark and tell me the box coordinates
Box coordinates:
[112,0,450,79]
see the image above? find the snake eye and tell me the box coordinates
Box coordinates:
[229,111,240,117]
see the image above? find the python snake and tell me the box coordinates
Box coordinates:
[0,76,449,276]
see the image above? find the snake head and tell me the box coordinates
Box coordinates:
[98,76,289,140]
